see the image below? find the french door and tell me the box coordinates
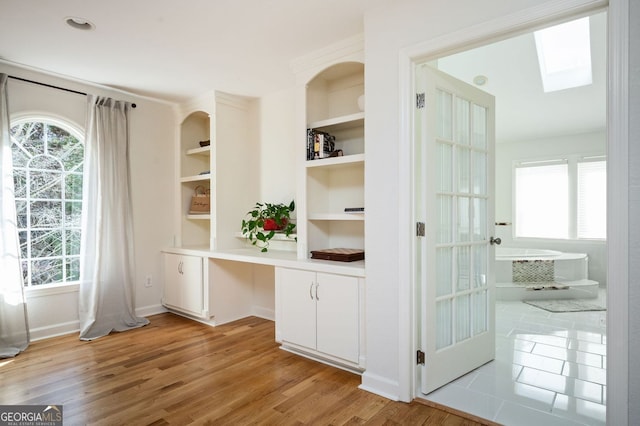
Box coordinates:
[415,64,497,394]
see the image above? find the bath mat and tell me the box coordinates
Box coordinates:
[523,299,606,313]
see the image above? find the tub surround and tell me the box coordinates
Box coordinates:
[495,247,599,301]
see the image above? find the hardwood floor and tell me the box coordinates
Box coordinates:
[0,313,492,425]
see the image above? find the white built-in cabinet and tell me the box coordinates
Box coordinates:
[276,267,364,370]
[165,91,259,320]
[176,92,258,251]
[162,253,204,317]
[297,55,365,260]
[164,38,367,373]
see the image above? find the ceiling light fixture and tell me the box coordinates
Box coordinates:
[65,16,95,31]
[473,75,488,86]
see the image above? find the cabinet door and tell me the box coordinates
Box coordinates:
[316,272,359,363]
[179,255,203,315]
[280,268,317,350]
[163,253,183,308]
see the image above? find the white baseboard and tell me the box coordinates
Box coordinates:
[136,304,168,318]
[30,320,79,342]
[252,306,275,321]
[29,304,167,342]
[359,371,400,401]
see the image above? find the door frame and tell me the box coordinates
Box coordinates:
[397,1,628,425]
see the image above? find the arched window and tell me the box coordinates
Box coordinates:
[10,119,84,286]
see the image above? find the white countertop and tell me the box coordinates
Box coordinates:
[162,246,365,277]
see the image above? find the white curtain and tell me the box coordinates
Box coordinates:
[0,73,30,357]
[79,95,148,340]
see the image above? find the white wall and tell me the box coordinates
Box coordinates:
[362,0,609,402]
[495,131,607,286]
[627,0,640,422]
[1,63,176,340]
[258,88,297,205]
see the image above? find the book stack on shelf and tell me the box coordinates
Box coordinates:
[307,129,336,160]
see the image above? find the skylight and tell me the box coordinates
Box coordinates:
[534,17,592,93]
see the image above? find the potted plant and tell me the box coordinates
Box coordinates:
[241,200,296,252]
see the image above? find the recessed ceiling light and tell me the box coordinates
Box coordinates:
[65,16,95,31]
[473,75,488,86]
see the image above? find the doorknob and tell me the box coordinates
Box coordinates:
[490,236,502,245]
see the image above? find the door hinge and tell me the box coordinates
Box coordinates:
[417,350,425,365]
[416,222,425,237]
[416,92,425,109]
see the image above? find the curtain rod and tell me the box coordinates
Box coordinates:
[8,75,137,108]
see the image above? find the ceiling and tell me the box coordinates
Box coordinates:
[437,11,607,143]
[0,2,606,143]
[0,0,371,102]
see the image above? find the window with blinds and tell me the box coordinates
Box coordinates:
[514,156,606,240]
[577,160,606,239]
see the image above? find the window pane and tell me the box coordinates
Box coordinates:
[436,299,452,350]
[30,201,63,227]
[11,146,30,167]
[13,168,27,198]
[577,160,606,239]
[436,247,453,297]
[515,163,569,238]
[19,231,28,258]
[473,290,488,334]
[66,173,83,200]
[65,202,82,227]
[473,244,487,288]
[456,294,471,342]
[30,171,62,199]
[455,98,470,145]
[472,104,487,149]
[437,142,453,192]
[457,246,470,291]
[473,197,487,241]
[66,257,80,282]
[457,146,470,193]
[31,258,63,285]
[437,195,452,243]
[12,120,83,287]
[30,154,61,170]
[473,151,487,195]
[437,89,453,140]
[66,229,81,255]
[31,230,63,257]
[15,200,27,228]
[457,197,470,242]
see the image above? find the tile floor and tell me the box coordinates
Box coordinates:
[424,289,607,426]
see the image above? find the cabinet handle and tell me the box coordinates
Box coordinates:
[315,283,319,301]
[309,282,314,300]
[178,261,184,275]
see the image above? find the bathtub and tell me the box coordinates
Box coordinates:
[495,247,599,300]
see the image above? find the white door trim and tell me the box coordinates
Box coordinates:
[398,1,628,424]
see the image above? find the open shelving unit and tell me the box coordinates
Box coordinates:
[176,92,259,251]
[301,61,365,259]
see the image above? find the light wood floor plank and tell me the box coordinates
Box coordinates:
[0,313,493,425]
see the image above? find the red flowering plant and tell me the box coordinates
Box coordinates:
[241,200,296,252]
